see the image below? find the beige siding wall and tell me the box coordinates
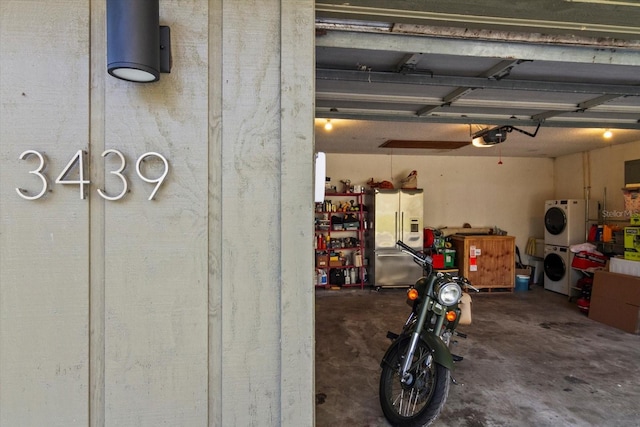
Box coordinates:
[0,1,91,425]
[0,1,314,426]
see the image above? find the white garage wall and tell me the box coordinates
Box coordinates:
[555,140,640,214]
[325,153,555,258]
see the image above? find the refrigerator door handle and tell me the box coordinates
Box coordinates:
[394,212,398,242]
[376,252,410,257]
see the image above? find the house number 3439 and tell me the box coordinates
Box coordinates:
[16,149,169,201]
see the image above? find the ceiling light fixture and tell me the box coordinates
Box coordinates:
[324,120,333,131]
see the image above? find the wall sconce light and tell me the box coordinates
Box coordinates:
[324,120,333,131]
[603,129,613,139]
[107,0,172,83]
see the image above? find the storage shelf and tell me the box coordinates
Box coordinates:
[316,246,361,252]
[315,192,367,289]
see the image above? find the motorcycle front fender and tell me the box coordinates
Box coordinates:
[381,332,454,371]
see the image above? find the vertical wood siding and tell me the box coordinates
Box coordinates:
[0,0,315,426]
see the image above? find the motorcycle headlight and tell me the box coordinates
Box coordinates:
[437,282,462,306]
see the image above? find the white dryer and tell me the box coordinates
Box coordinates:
[544,199,598,246]
[543,245,579,295]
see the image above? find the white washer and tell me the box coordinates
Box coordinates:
[544,199,598,246]
[543,245,579,295]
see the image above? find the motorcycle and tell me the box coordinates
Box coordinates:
[379,240,477,427]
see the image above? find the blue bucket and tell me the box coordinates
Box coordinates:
[515,275,530,291]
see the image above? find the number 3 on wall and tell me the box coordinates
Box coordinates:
[16,149,169,201]
[15,150,49,200]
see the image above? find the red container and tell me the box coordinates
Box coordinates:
[432,254,445,269]
[572,251,607,271]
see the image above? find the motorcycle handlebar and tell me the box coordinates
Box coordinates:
[396,240,414,253]
[397,240,479,291]
[396,240,432,266]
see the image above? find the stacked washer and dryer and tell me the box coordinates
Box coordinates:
[543,199,599,295]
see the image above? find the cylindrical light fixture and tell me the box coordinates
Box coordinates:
[107,0,160,83]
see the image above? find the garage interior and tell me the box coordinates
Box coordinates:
[313,2,640,426]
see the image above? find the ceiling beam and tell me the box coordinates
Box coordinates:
[316,30,640,67]
[316,109,640,129]
[394,53,424,72]
[315,2,640,40]
[316,91,640,114]
[317,68,640,96]
[577,94,623,110]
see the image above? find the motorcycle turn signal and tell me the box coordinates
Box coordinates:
[446,311,457,322]
[407,288,419,301]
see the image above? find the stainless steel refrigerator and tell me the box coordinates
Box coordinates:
[365,188,424,288]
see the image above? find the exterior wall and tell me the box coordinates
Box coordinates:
[0,1,314,426]
[1,2,91,424]
[326,153,555,258]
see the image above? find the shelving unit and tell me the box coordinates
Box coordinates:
[588,218,629,257]
[314,192,367,289]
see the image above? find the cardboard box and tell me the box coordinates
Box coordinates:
[329,255,342,267]
[316,254,329,268]
[623,191,640,213]
[589,271,640,334]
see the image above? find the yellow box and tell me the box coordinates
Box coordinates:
[624,250,640,262]
[624,227,640,250]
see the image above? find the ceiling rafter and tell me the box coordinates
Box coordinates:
[415,59,526,117]
[317,68,640,96]
[317,109,640,129]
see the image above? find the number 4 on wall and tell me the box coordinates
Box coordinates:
[55,150,89,199]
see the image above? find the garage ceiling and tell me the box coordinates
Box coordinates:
[314,0,640,157]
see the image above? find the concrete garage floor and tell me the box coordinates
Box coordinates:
[315,284,640,427]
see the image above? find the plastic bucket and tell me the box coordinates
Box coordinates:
[516,275,530,291]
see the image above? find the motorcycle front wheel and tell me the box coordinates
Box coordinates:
[379,339,450,427]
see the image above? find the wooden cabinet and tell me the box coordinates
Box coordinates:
[451,235,516,291]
